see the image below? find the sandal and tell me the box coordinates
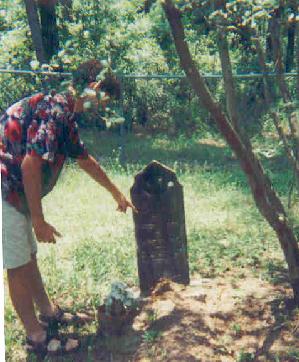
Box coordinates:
[39,304,93,329]
[26,332,80,356]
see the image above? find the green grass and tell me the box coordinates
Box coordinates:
[4,130,294,361]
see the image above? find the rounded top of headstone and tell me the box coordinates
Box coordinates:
[132,160,179,194]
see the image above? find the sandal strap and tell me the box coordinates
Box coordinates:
[39,304,64,323]
[39,304,91,326]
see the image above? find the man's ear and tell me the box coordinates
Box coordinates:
[94,80,102,91]
[88,81,102,91]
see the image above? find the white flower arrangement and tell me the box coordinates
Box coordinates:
[103,281,138,316]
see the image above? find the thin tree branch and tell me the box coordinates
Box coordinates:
[270,13,292,102]
[217,29,249,147]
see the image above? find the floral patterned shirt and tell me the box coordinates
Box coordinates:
[0,91,88,214]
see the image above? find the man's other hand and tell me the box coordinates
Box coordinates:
[32,217,62,243]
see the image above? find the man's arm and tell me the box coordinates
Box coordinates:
[77,154,137,213]
[21,155,61,243]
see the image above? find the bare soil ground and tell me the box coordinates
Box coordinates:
[47,273,299,362]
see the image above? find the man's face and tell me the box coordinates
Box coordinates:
[82,82,110,112]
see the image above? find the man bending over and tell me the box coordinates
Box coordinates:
[1,59,136,355]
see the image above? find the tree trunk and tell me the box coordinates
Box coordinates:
[266,14,276,62]
[38,0,59,61]
[217,31,248,147]
[285,0,297,72]
[254,38,273,104]
[266,6,283,63]
[162,0,299,304]
[60,0,72,21]
[286,15,296,72]
[270,14,291,102]
[24,0,47,64]
[145,0,155,13]
[296,15,299,101]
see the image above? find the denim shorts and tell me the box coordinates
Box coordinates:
[2,201,37,269]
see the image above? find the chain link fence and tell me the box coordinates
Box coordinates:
[120,72,298,137]
[0,69,297,136]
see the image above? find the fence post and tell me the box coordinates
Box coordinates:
[130,160,190,295]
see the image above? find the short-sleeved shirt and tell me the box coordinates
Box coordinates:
[0,91,88,214]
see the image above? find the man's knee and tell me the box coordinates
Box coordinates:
[7,260,32,278]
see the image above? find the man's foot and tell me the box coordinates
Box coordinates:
[26,330,80,356]
[28,329,48,344]
[39,304,93,328]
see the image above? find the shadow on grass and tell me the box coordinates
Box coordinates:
[254,296,298,361]
[263,260,290,286]
[145,297,296,361]
[81,131,293,196]
[25,288,299,362]
[83,130,235,166]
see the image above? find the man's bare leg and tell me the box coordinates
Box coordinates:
[7,262,46,342]
[27,254,57,317]
[7,257,79,352]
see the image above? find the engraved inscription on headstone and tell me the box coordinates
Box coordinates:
[131,160,190,295]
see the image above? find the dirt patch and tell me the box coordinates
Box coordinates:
[123,276,298,362]
[48,275,299,362]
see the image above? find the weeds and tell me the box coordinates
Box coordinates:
[286,349,299,360]
[142,329,161,344]
[237,351,255,362]
[231,323,242,337]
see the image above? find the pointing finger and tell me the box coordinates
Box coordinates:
[128,201,138,213]
[53,228,62,238]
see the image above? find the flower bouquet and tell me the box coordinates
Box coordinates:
[98,282,139,336]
